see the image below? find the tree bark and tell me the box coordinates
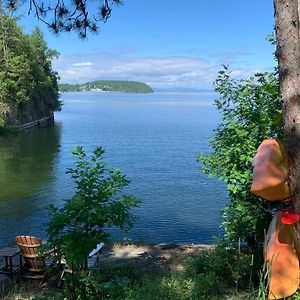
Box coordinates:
[274,0,300,212]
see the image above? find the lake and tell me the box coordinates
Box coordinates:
[0,92,228,247]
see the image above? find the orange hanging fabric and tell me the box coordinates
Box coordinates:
[250,139,290,201]
[264,211,299,299]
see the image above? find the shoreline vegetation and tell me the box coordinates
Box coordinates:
[0,15,60,129]
[0,241,258,300]
[58,80,153,93]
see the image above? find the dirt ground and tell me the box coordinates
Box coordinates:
[100,243,214,272]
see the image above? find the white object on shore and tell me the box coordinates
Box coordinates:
[88,242,104,258]
[87,242,105,268]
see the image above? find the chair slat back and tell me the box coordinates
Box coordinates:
[16,235,45,272]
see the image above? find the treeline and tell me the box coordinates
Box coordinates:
[59,80,153,93]
[0,15,61,127]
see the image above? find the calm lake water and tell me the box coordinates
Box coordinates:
[0,92,228,247]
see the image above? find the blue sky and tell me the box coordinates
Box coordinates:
[19,0,276,89]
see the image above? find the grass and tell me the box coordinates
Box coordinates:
[0,242,258,300]
[2,241,300,300]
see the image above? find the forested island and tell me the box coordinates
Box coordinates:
[59,80,153,93]
[0,15,60,128]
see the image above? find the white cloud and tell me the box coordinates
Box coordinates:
[72,62,93,67]
[52,51,270,89]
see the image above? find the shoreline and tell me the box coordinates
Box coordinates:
[7,113,54,130]
[0,242,214,290]
[96,242,215,272]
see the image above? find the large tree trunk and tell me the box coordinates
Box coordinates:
[274,0,300,213]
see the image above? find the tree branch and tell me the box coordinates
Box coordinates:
[5,0,121,37]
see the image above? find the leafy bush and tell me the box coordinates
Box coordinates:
[198,66,283,244]
[185,242,253,297]
[46,146,139,270]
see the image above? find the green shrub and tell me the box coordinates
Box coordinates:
[46,146,139,269]
[185,242,253,296]
[198,66,282,244]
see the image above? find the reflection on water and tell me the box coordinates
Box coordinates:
[0,125,61,201]
[0,125,61,247]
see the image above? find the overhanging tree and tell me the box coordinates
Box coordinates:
[1,0,122,38]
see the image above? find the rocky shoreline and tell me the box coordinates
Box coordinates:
[7,113,54,130]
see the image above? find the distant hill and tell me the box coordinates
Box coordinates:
[59,80,153,93]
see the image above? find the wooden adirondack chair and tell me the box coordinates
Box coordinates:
[15,235,46,279]
[58,242,105,286]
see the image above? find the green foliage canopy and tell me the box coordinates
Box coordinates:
[0,15,32,125]
[47,146,139,269]
[198,65,283,244]
[0,15,61,126]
